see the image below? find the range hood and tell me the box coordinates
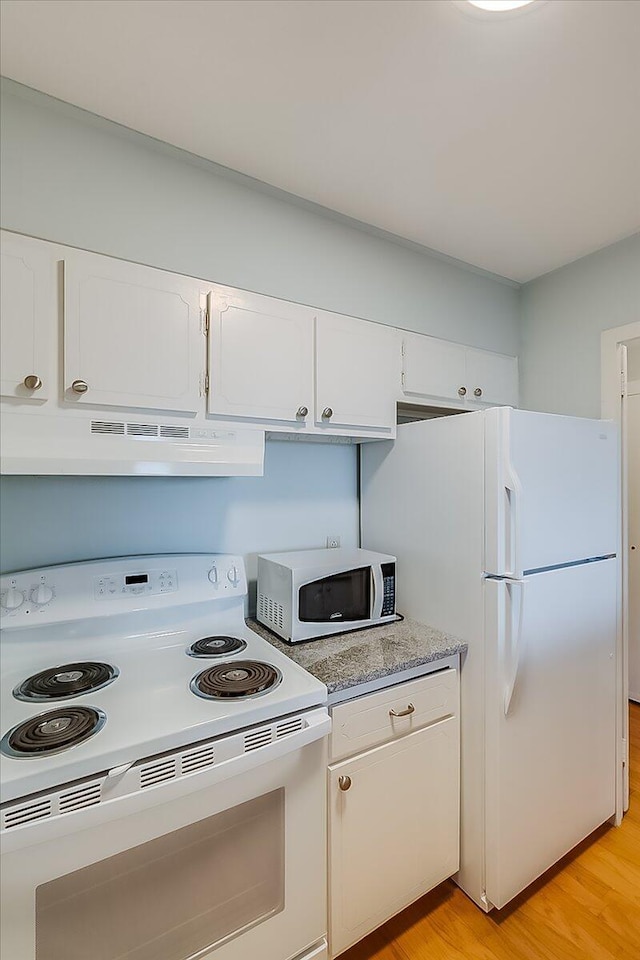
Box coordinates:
[0,410,265,477]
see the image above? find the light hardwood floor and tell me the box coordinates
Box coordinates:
[342,703,640,960]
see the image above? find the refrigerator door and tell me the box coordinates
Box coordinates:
[485,407,618,577]
[484,559,617,909]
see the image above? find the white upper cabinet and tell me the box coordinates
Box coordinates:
[315,312,398,436]
[400,331,518,409]
[2,230,520,458]
[465,347,518,407]
[402,332,467,405]
[207,285,314,426]
[63,251,206,413]
[1,232,55,401]
[208,299,398,438]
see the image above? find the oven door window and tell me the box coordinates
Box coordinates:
[298,566,371,623]
[35,790,284,960]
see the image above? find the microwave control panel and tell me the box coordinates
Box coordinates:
[381,562,396,617]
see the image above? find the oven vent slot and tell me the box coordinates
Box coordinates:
[139,758,177,788]
[58,783,102,814]
[276,717,305,739]
[126,423,159,438]
[2,797,52,830]
[91,421,125,435]
[160,425,190,439]
[181,745,215,774]
[244,727,273,752]
[258,594,284,630]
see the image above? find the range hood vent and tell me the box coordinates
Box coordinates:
[1,412,265,477]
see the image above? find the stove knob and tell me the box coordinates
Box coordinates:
[2,587,25,610]
[207,565,218,586]
[30,584,54,606]
[227,566,240,587]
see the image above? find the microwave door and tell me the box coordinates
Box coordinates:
[298,567,372,624]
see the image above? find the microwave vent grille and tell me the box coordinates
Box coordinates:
[258,594,283,630]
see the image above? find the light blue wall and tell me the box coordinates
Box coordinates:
[0,79,520,581]
[0,442,357,606]
[520,233,640,419]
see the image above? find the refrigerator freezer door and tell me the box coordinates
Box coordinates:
[485,408,618,577]
[484,559,617,909]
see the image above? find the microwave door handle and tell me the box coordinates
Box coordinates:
[371,565,383,619]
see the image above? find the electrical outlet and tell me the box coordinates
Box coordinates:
[326,535,341,549]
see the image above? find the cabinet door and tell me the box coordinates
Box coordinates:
[64,251,205,412]
[465,348,518,407]
[208,285,314,424]
[1,232,54,401]
[315,312,398,434]
[401,332,466,405]
[328,718,459,957]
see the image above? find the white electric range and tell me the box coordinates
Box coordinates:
[0,554,330,960]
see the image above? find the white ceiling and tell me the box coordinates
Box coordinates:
[1,0,639,282]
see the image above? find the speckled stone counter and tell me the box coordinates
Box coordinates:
[246,616,466,703]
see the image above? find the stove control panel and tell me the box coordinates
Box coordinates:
[0,555,247,626]
[94,568,178,600]
[1,575,56,618]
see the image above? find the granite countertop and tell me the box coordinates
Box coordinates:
[246,616,466,702]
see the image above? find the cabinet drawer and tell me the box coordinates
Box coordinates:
[329,667,458,763]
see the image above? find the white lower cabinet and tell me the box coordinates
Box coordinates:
[327,668,460,957]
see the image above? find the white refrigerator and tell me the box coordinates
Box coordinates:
[361,407,620,911]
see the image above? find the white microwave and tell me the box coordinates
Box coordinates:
[257,548,396,644]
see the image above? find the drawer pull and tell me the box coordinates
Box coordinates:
[389,702,415,718]
[338,775,352,792]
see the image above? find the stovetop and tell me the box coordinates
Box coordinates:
[0,555,327,804]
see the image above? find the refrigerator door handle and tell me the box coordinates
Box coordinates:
[504,578,525,716]
[503,464,523,581]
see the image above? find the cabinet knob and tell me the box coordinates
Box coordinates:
[389,702,415,718]
[474,387,483,398]
[338,775,352,792]
[23,375,42,390]
[297,406,309,418]
[322,407,333,420]
[71,379,89,394]
[458,386,467,397]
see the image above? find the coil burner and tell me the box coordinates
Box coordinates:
[1,707,106,758]
[13,662,118,702]
[187,636,248,658]
[191,661,282,700]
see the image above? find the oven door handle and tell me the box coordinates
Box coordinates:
[1,708,331,854]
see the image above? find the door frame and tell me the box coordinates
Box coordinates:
[601,320,640,817]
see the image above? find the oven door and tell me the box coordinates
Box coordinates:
[1,708,329,960]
